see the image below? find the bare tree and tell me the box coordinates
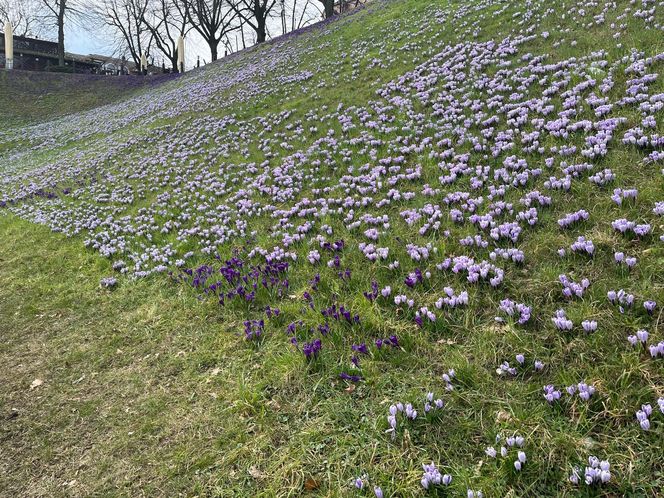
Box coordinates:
[0,0,42,37]
[184,0,238,62]
[96,0,153,68]
[143,0,190,71]
[227,0,277,44]
[289,0,318,31]
[315,0,333,19]
[40,0,88,66]
[40,0,66,66]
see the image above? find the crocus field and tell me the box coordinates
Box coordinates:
[1,0,663,496]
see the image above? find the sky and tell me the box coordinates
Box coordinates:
[3,0,323,70]
[65,18,212,68]
[59,2,323,70]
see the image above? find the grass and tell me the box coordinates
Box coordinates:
[2,0,664,496]
[0,71,175,128]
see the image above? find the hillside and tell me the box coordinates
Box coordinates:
[1,0,663,496]
[0,70,175,128]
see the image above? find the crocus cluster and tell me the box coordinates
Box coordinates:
[611,188,637,205]
[243,319,265,341]
[497,354,542,376]
[627,328,650,347]
[321,304,360,324]
[386,391,445,439]
[566,382,596,401]
[581,320,598,333]
[569,236,594,255]
[385,402,415,438]
[637,398,664,431]
[614,251,637,268]
[569,456,611,485]
[442,369,456,391]
[543,385,562,403]
[302,339,322,360]
[552,309,574,330]
[545,382,595,403]
[339,372,361,383]
[485,433,526,470]
[496,299,532,324]
[393,294,415,308]
[404,268,425,288]
[559,274,590,298]
[423,392,445,414]
[435,287,469,308]
[414,307,436,327]
[99,277,118,289]
[628,332,664,358]
[558,210,589,228]
[654,202,664,216]
[363,281,379,302]
[612,218,651,237]
[607,289,634,312]
[374,335,399,349]
[420,462,451,490]
[589,168,615,185]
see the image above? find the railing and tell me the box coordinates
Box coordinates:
[0,34,60,56]
[15,37,59,56]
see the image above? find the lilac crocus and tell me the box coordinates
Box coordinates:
[644,300,656,314]
[552,309,573,330]
[582,320,597,333]
[636,409,650,430]
[637,329,649,344]
[543,384,561,402]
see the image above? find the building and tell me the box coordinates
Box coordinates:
[0,33,98,72]
[0,33,161,74]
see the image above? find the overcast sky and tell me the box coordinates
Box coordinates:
[59,2,323,69]
[64,18,224,68]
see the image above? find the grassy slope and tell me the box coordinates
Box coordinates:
[0,71,175,128]
[1,0,664,496]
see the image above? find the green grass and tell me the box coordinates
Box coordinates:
[1,0,664,496]
[0,71,174,129]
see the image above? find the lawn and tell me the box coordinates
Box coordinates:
[1,0,664,496]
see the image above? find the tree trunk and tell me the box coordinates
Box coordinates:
[256,18,266,43]
[57,0,66,66]
[324,0,334,18]
[209,39,219,61]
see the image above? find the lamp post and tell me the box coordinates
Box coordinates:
[177,36,185,73]
[4,22,13,70]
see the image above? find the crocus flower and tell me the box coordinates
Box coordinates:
[636,409,650,430]
[543,384,561,402]
[582,320,597,332]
